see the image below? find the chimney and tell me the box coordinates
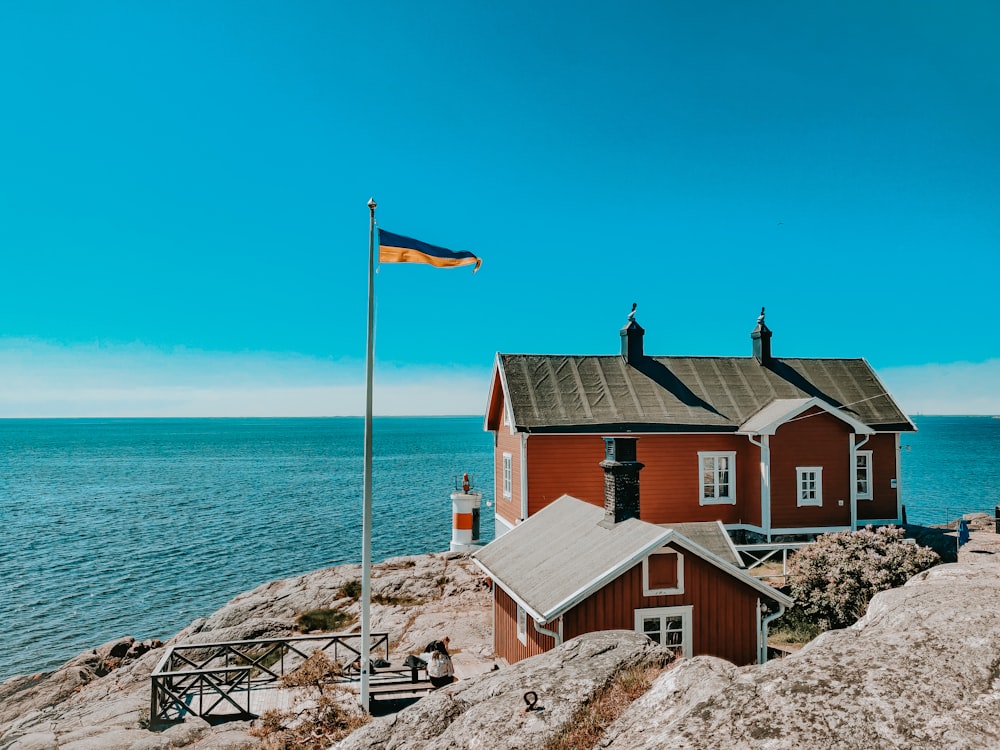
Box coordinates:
[599,437,644,525]
[620,303,644,365]
[751,306,772,365]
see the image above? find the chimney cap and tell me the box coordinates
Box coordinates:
[620,303,645,364]
[753,306,770,333]
[751,306,772,364]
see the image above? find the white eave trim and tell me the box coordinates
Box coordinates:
[483,353,518,435]
[738,396,874,436]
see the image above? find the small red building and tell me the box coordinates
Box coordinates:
[485,309,915,541]
[472,437,793,665]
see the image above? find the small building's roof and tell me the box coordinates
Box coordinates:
[490,354,914,434]
[472,496,791,624]
[661,520,743,568]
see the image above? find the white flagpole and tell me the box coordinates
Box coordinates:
[360,197,376,710]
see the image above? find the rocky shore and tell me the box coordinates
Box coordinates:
[3,523,1000,749]
[0,552,495,750]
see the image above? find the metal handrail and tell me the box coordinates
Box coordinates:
[149,632,390,723]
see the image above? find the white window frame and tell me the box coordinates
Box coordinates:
[634,605,693,658]
[698,451,736,505]
[642,549,684,596]
[502,452,512,500]
[855,450,873,500]
[516,604,527,645]
[797,466,823,507]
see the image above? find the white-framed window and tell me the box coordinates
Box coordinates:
[699,451,736,505]
[516,604,527,645]
[642,549,684,596]
[855,450,873,500]
[502,452,513,500]
[635,605,692,659]
[797,466,823,507]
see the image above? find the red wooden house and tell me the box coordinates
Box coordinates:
[472,436,794,665]
[484,309,915,542]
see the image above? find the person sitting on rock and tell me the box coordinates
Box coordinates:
[426,639,456,688]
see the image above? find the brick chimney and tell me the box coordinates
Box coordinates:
[620,303,644,365]
[599,437,644,526]
[751,307,772,365]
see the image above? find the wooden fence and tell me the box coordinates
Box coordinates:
[149,632,389,723]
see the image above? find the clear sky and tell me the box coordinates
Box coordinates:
[1,1,997,417]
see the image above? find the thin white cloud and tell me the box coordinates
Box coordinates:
[4,339,993,418]
[877,359,1000,416]
[0,339,488,417]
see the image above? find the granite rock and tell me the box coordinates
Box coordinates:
[334,630,672,750]
[599,559,1000,750]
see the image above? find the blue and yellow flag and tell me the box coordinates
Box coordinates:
[378,229,481,272]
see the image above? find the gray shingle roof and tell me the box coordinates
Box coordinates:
[661,521,742,567]
[498,354,913,433]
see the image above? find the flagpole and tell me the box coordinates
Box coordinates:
[360,197,376,710]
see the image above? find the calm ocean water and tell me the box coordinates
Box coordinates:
[0,417,493,682]
[1,415,997,682]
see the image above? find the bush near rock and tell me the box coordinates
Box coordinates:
[788,525,940,630]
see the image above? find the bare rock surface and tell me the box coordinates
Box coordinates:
[6,550,1000,749]
[334,630,671,750]
[600,558,1000,750]
[0,552,492,750]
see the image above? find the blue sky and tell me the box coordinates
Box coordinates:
[1,1,997,417]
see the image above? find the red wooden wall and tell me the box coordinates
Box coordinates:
[494,420,523,528]
[493,585,558,663]
[857,433,900,522]
[769,408,852,528]
[524,433,761,526]
[493,541,763,666]
[563,543,761,665]
[491,391,901,532]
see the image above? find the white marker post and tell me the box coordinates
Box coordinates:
[359,197,377,710]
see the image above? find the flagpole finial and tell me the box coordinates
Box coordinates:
[367,197,377,210]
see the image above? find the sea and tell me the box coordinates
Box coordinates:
[1,414,997,683]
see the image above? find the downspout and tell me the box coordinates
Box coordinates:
[759,600,787,663]
[895,433,903,525]
[520,432,529,523]
[533,616,563,647]
[747,434,771,542]
[850,434,871,531]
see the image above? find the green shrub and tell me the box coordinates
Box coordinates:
[787,525,939,630]
[338,579,362,600]
[767,605,824,645]
[371,592,420,606]
[295,608,356,633]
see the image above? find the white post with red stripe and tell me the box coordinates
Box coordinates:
[451,473,483,552]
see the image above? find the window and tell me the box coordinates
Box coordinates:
[856,450,873,500]
[797,466,823,507]
[699,451,736,505]
[502,453,512,500]
[635,605,692,659]
[516,604,527,644]
[643,549,684,596]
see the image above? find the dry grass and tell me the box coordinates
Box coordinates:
[543,662,667,750]
[248,651,369,749]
